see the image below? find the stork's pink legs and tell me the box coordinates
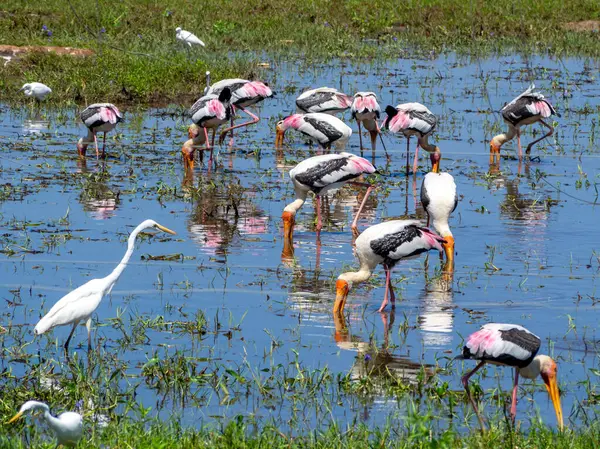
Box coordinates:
[378,264,396,312]
[93,133,99,160]
[412,142,420,174]
[462,361,487,432]
[350,183,373,234]
[102,132,107,159]
[219,106,260,145]
[510,369,520,425]
[315,195,322,235]
[526,120,554,156]
[517,129,522,159]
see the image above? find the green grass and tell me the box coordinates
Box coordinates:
[1,0,600,104]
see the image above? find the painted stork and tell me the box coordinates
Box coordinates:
[20,82,51,101]
[490,84,559,163]
[351,92,387,157]
[334,220,445,313]
[282,152,376,240]
[296,87,353,115]
[459,323,563,431]
[275,113,352,151]
[181,124,207,170]
[420,172,457,266]
[76,103,123,159]
[204,75,275,146]
[175,27,205,47]
[185,88,232,169]
[382,103,440,175]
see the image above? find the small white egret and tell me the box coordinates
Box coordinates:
[7,400,83,447]
[175,27,205,47]
[34,219,176,352]
[20,82,52,101]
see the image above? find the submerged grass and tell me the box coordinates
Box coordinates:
[1,0,600,103]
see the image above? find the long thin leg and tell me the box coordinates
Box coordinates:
[388,267,396,307]
[102,132,107,159]
[412,142,420,174]
[526,120,554,156]
[64,322,78,352]
[351,185,373,234]
[357,120,364,156]
[378,264,393,312]
[93,133,99,160]
[517,129,522,159]
[462,361,487,431]
[375,122,389,159]
[510,369,519,425]
[405,137,410,176]
[369,130,377,161]
[219,106,260,145]
[86,317,93,352]
[315,195,322,234]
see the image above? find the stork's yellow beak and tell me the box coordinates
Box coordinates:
[156,224,176,235]
[7,411,23,424]
[333,279,349,314]
[543,369,564,431]
[275,126,285,148]
[282,211,294,241]
[442,235,455,267]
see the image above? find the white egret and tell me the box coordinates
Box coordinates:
[20,82,52,101]
[175,27,205,47]
[8,400,83,447]
[34,219,176,352]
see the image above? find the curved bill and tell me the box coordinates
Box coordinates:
[7,411,23,424]
[156,224,176,235]
[544,373,564,430]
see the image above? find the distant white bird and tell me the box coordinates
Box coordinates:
[175,27,205,47]
[20,82,52,101]
[34,220,176,352]
[8,400,83,447]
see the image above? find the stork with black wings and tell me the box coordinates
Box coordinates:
[275,113,352,151]
[490,84,559,163]
[459,323,563,431]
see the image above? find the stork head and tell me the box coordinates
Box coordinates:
[281,210,295,240]
[430,147,441,173]
[490,137,502,155]
[538,355,563,431]
[333,276,352,314]
[76,138,88,158]
[275,120,286,148]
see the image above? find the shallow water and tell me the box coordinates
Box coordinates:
[1,53,599,432]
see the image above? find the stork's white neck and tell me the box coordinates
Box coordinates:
[283,188,308,214]
[491,126,517,148]
[519,354,550,379]
[432,219,452,238]
[338,253,373,285]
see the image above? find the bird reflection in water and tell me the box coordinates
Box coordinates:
[77,159,119,220]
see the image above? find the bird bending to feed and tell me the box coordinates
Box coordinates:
[8,400,83,447]
[185,88,232,169]
[490,84,558,163]
[175,27,205,47]
[296,87,353,115]
[334,220,445,313]
[204,75,275,146]
[351,92,387,156]
[20,82,52,101]
[382,103,440,175]
[275,113,352,151]
[76,103,123,159]
[459,323,563,431]
[181,124,207,170]
[420,172,457,266]
[34,220,176,352]
[282,152,376,240]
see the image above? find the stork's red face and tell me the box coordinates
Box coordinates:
[188,124,201,139]
[77,141,87,158]
[333,279,349,314]
[540,358,564,430]
[282,210,295,241]
[275,121,285,148]
[182,146,194,171]
[430,148,441,173]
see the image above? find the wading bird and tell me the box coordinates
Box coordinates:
[382,103,440,175]
[334,220,445,313]
[76,103,123,159]
[459,323,563,431]
[275,113,352,151]
[34,220,176,352]
[351,92,387,157]
[490,84,558,162]
[185,88,232,169]
[420,171,457,266]
[19,82,52,101]
[8,401,83,447]
[204,75,275,146]
[296,87,353,115]
[175,27,205,47]
[282,152,376,240]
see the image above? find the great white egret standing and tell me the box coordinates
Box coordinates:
[8,400,83,447]
[20,82,52,101]
[34,219,176,352]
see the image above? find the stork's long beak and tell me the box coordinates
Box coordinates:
[333,279,349,314]
[156,224,177,235]
[275,127,285,148]
[442,235,455,268]
[542,370,564,430]
[7,411,24,424]
[282,211,294,241]
[430,148,441,173]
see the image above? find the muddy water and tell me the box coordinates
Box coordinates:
[1,53,599,431]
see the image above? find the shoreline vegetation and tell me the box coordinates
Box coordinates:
[1,0,600,104]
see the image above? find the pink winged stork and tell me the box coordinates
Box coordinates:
[275,113,352,151]
[296,87,353,115]
[76,103,123,159]
[382,103,441,175]
[459,323,563,431]
[333,220,445,313]
[490,84,559,163]
[184,88,232,169]
[204,75,274,146]
[420,172,457,266]
[282,152,376,240]
[351,92,387,157]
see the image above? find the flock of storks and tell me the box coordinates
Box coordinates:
[10,76,563,444]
